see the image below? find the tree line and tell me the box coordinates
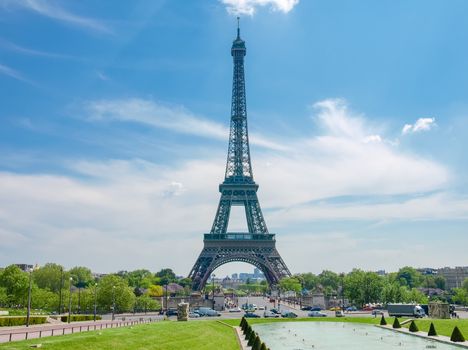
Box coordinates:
[0,264,190,314]
[279,266,468,307]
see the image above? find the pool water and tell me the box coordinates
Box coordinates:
[252,322,460,350]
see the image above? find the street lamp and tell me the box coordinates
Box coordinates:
[93,283,98,322]
[111,285,116,321]
[26,267,33,327]
[340,273,345,310]
[164,284,168,314]
[58,267,63,315]
[211,274,216,310]
[68,277,73,323]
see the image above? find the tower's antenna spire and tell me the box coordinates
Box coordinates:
[237,16,240,38]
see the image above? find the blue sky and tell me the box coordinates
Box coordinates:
[0,0,467,276]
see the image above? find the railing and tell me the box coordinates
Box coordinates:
[0,317,161,343]
[204,233,275,241]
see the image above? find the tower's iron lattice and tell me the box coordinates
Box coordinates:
[189,22,291,291]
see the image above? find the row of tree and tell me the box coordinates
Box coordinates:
[0,264,193,314]
[278,267,468,307]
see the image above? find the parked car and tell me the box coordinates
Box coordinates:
[282,311,298,318]
[264,310,280,318]
[166,309,178,316]
[270,308,280,314]
[346,306,357,312]
[195,307,221,317]
[188,312,200,318]
[329,307,341,311]
[258,306,265,310]
[301,306,312,311]
[363,306,374,311]
[244,312,260,318]
[309,311,327,317]
[335,310,345,317]
[228,307,242,313]
[310,307,322,312]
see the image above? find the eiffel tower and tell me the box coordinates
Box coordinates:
[189,21,291,291]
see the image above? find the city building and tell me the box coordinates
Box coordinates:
[437,266,468,289]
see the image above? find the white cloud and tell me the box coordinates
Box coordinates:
[221,0,299,16]
[84,98,288,151]
[402,117,436,135]
[0,63,31,83]
[0,0,110,33]
[0,98,462,274]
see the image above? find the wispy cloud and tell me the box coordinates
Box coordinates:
[84,98,287,151]
[402,117,436,135]
[1,0,111,34]
[221,0,299,16]
[0,37,72,59]
[0,63,34,85]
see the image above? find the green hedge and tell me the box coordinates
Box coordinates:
[0,316,47,327]
[60,315,102,322]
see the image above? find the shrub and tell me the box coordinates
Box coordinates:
[252,335,261,350]
[247,331,256,346]
[428,322,437,336]
[409,320,419,332]
[240,317,245,328]
[0,316,47,327]
[245,326,252,340]
[60,315,102,322]
[450,326,466,342]
[392,317,401,329]
[260,343,268,350]
[380,315,387,326]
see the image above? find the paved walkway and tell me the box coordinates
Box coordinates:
[234,326,250,350]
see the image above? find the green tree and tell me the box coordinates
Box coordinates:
[96,275,135,313]
[0,265,29,305]
[135,295,160,312]
[120,269,155,289]
[0,287,8,306]
[31,287,59,311]
[69,266,93,288]
[462,278,468,292]
[147,285,164,297]
[33,263,66,293]
[452,288,467,306]
[299,273,319,291]
[279,276,301,293]
[434,276,446,290]
[318,270,340,292]
[396,267,423,288]
[155,269,177,285]
[344,269,383,307]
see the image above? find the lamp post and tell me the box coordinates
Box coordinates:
[211,274,216,310]
[26,267,33,327]
[111,286,116,321]
[58,267,63,315]
[93,283,98,322]
[164,284,168,314]
[68,277,73,323]
[340,273,345,310]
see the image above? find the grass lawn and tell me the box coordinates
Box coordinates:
[402,318,468,338]
[0,320,239,350]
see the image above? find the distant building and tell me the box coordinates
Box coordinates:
[375,270,386,276]
[15,264,33,272]
[238,268,265,282]
[231,273,238,280]
[417,267,438,275]
[437,266,468,289]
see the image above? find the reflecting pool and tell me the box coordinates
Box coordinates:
[253,322,459,350]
